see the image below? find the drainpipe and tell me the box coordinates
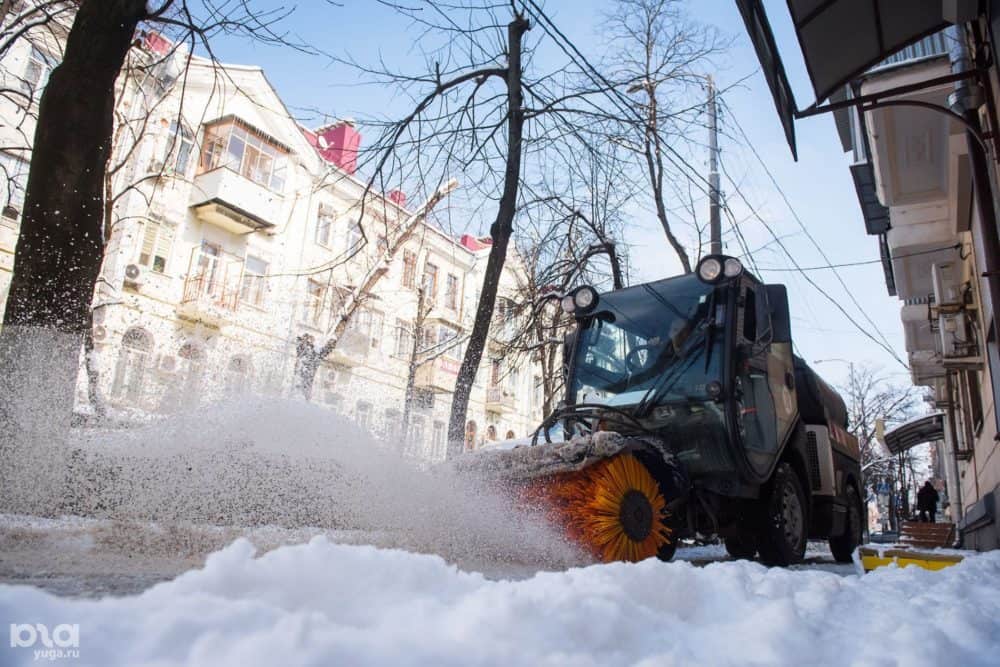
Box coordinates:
[944,371,965,521]
[948,26,1000,510]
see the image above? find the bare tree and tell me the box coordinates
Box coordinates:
[601,0,726,272]
[347,0,658,457]
[293,179,458,399]
[841,363,919,494]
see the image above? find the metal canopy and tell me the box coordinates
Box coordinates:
[734,0,951,158]
[735,0,798,159]
[788,0,949,104]
[884,413,945,454]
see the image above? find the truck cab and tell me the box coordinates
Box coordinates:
[560,255,863,564]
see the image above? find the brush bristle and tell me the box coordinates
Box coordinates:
[525,454,671,563]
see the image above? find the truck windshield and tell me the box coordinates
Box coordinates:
[570,274,720,409]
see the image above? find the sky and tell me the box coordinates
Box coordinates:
[202,0,912,390]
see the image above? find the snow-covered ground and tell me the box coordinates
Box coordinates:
[2,532,999,666]
[2,400,998,664]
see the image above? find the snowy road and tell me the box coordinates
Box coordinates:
[0,514,853,597]
[5,515,999,667]
[1,519,999,667]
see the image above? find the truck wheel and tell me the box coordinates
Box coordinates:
[657,537,677,562]
[725,534,758,560]
[829,484,863,563]
[757,463,807,566]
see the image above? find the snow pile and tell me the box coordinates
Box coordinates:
[3,538,1000,666]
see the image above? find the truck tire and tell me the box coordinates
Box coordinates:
[657,539,677,562]
[829,484,863,563]
[725,534,758,560]
[757,463,808,566]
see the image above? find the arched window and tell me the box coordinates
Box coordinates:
[224,355,252,395]
[464,419,478,451]
[111,327,153,403]
[177,341,205,406]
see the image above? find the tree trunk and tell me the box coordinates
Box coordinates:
[401,287,426,448]
[446,15,529,458]
[0,0,148,513]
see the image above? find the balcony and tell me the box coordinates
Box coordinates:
[177,248,243,326]
[415,356,460,393]
[190,167,281,234]
[326,329,370,367]
[486,385,515,413]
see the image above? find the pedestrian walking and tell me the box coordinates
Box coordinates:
[917,481,939,523]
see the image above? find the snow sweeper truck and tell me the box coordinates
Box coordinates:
[461,254,863,566]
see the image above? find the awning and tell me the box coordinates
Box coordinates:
[788,0,949,103]
[735,0,798,159]
[734,0,951,158]
[884,413,945,454]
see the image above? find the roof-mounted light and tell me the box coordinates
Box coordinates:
[697,254,743,283]
[561,285,599,316]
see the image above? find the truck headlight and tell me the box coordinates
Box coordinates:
[698,255,743,283]
[697,257,723,282]
[563,285,599,315]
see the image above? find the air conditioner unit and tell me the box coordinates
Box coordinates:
[123,263,145,287]
[932,262,962,311]
[158,354,178,373]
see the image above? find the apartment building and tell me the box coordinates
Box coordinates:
[0,27,545,460]
[736,1,1000,549]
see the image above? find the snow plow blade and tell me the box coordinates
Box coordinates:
[857,546,965,573]
[455,432,681,563]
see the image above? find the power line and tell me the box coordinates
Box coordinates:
[718,97,902,358]
[754,244,962,272]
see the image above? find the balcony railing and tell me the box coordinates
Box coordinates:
[415,356,460,392]
[178,247,244,324]
[486,385,515,412]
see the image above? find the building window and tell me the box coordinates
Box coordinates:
[369,310,384,349]
[383,408,403,442]
[111,327,153,403]
[0,151,28,222]
[356,401,372,430]
[164,122,195,176]
[224,355,251,395]
[490,359,501,386]
[402,250,417,289]
[394,319,413,358]
[422,262,439,300]
[303,279,326,327]
[20,46,54,95]
[432,421,446,459]
[137,215,174,273]
[966,370,984,435]
[409,415,426,454]
[240,255,268,307]
[177,342,205,406]
[199,118,288,192]
[445,273,459,310]
[437,324,461,359]
[315,204,334,247]
[465,420,478,451]
[347,219,363,253]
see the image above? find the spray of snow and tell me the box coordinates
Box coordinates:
[2,393,585,571]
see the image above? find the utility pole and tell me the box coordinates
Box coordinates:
[708,75,722,255]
